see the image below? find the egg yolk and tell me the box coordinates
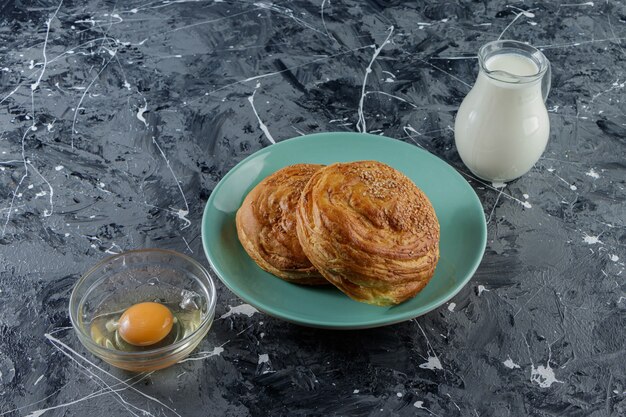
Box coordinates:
[118,302,174,346]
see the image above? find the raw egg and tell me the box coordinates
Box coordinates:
[118,302,174,346]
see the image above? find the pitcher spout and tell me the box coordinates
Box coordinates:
[479,40,551,102]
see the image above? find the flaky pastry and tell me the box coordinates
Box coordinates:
[296,161,440,305]
[236,164,327,285]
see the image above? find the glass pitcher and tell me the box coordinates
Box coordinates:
[454,40,551,182]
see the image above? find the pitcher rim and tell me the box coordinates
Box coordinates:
[478,39,549,84]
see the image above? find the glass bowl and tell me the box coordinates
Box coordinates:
[69,248,217,371]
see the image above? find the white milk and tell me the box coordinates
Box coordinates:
[486,53,539,76]
[454,52,550,182]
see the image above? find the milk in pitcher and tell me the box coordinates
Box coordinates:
[454,40,552,182]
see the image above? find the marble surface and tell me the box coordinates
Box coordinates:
[1,0,625,416]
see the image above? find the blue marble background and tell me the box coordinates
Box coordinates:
[0,0,625,416]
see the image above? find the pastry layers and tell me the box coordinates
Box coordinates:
[296,161,440,305]
[236,164,328,285]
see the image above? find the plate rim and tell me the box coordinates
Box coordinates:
[201,132,487,329]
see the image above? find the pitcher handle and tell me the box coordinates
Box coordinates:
[542,60,551,103]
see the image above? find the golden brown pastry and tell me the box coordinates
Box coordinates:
[236,164,328,285]
[296,161,440,305]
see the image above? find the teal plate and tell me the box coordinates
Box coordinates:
[201,132,486,329]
